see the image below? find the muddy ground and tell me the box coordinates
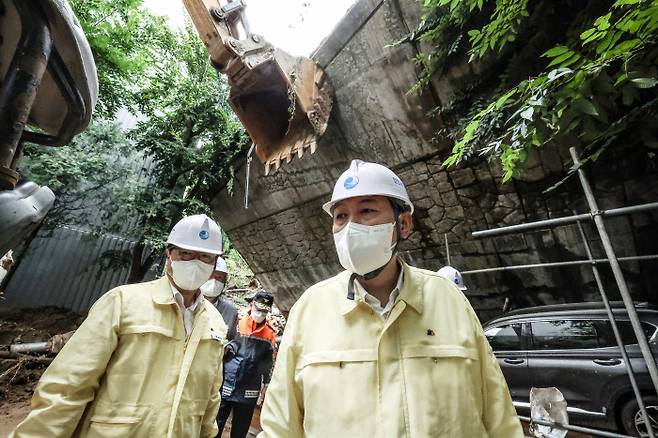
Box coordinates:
[0,306,83,436]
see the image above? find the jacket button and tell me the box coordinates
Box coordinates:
[432,358,438,364]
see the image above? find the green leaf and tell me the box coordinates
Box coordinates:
[613,0,641,6]
[467,29,480,39]
[580,28,596,41]
[547,51,574,67]
[547,68,573,81]
[594,13,612,31]
[614,73,628,86]
[573,98,600,116]
[542,46,569,58]
[494,89,517,109]
[462,120,479,142]
[630,77,658,88]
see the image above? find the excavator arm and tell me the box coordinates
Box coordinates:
[181,0,333,174]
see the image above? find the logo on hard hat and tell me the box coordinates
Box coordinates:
[344,176,359,189]
[199,230,209,240]
[392,177,403,186]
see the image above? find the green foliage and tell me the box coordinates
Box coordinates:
[409,0,658,181]
[127,24,248,254]
[70,0,175,117]
[22,121,139,229]
[23,2,252,283]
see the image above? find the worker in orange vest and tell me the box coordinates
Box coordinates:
[217,290,277,438]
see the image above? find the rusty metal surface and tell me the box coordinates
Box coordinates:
[182,0,333,173]
[0,1,51,189]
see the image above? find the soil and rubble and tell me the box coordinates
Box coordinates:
[0,306,83,436]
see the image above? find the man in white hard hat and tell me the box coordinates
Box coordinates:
[437,265,468,291]
[11,214,228,438]
[202,256,239,341]
[259,160,522,437]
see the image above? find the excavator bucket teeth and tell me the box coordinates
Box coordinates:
[228,49,333,173]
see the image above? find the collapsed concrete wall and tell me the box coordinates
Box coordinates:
[211,0,658,320]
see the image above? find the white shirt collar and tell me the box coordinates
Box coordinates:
[170,283,204,311]
[169,282,204,335]
[353,270,404,318]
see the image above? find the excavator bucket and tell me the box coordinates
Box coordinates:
[228,49,332,174]
[181,0,333,174]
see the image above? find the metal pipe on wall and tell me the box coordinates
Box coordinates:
[461,254,658,275]
[471,202,658,239]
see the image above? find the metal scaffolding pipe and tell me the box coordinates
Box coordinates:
[518,415,633,438]
[575,218,655,438]
[570,147,658,396]
[471,202,658,238]
[461,254,658,275]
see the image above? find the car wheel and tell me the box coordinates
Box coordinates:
[621,396,658,437]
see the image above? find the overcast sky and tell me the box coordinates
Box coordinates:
[142,0,357,56]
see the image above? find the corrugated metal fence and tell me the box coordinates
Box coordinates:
[3,225,137,313]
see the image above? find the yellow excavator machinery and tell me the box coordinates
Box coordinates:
[182,0,334,175]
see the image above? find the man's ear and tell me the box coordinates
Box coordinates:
[399,212,413,239]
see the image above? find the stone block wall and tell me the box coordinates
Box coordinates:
[211,0,658,319]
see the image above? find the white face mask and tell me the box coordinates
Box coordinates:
[333,221,396,276]
[252,309,267,324]
[200,279,225,298]
[170,259,214,291]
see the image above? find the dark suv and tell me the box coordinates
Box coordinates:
[484,302,658,437]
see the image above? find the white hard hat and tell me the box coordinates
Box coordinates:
[214,256,228,273]
[166,214,222,255]
[437,266,467,291]
[322,160,414,215]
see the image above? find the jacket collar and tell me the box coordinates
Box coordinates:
[397,261,423,314]
[340,260,423,316]
[152,276,177,305]
[153,276,209,316]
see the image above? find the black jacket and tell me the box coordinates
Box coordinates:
[213,298,238,341]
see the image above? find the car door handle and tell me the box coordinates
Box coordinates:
[503,358,525,365]
[593,358,622,366]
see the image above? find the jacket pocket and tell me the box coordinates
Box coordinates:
[401,344,482,436]
[401,344,477,360]
[297,350,378,437]
[87,414,142,438]
[120,324,181,339]
[297,349,376,369]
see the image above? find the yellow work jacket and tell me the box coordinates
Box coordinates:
[10,276,227,438]
[259,262,523,438]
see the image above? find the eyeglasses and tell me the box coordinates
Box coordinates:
[170,248,216,265]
